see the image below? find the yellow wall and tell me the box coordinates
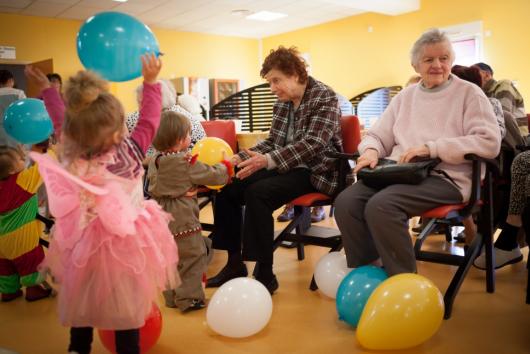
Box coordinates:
[2,0,530,112]
[0,13,261,113]
[262,0,530,105]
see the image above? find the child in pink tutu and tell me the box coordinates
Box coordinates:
[26,54,179,354]
[147,112,233,312]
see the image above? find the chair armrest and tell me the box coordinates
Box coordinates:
[327,151,360,160]
[464,153,499,174]
[460,154,498,217]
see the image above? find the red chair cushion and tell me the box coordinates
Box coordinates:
[421,204,467,218]
[290,192,331,207]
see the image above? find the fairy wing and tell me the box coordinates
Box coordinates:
[30,152,138,238]
[29,152,108,218]
[95,180,138,237]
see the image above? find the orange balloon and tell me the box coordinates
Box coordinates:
[356,273,444,350]
[191,137,233,190]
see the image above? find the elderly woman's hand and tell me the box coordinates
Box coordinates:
[141,53,162,84]
[354,148,379,173]
[236,149,267,179]
[399,145,430,163]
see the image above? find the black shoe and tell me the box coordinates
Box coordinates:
[206,262,248,288]
[256,275,279,295]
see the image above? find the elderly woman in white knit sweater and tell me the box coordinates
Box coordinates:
[126,79,206,155]
[334,28,501,276]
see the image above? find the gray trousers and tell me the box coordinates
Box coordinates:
[334,176,462,275]
[163,234,212,311]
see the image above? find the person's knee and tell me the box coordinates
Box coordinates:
[364,193,390,224]
[334,189,354,221]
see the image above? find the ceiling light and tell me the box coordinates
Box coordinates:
[112,0,128,2]
[246,11,287,22]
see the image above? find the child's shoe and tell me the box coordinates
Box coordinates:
[25,284,52,302]
[1,289,23,302]
[181,299,206,313]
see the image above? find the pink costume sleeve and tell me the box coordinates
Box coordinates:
[41,87,65,138]
[130,82,162,154]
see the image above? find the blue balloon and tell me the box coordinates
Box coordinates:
[3,98,53,145]
[77,11,159,82]
[336,266,388,327]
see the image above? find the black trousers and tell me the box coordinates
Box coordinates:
[211,168,316,263]
[69,327,140,354]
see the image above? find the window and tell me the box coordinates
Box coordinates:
[441,21,483,65]
[357,88,390,129]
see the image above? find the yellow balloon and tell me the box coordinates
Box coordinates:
[356,273,444,350]
[191,137,233,190]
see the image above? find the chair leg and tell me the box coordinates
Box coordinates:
[294,207,310,261]
[481,172,496,294]
[443,232,483,319]
[526,266,530,305]
[414,218,437,257]
[309,275,318,291]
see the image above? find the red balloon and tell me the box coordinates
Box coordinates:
[98,304,163,353]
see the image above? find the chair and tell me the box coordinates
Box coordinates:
[413,154,499,319]
[201,120,238,153]
[198,120,238,231]
[272,115,361,289]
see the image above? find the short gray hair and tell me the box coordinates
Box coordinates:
[410,28,454,66]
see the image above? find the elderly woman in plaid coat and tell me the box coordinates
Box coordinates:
[206,46,346,293]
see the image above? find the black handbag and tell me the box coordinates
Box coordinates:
[357,157,442,190]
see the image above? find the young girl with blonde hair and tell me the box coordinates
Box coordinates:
[26,54,179,354]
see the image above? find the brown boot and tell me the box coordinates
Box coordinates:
[1,289,23,302]
[25,284,52,302]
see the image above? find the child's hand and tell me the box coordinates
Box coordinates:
[141,53,162,84]
[25,65,51,92]
[230,154,242,166]
[184,187,198,198]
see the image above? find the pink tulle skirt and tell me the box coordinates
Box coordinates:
[44,201,179,330]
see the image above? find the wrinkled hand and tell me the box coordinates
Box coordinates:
[236,149,267,179]
[353,148,379,173]
[25,65,51,92]
[399,145,430,163]
[141,53,162,84]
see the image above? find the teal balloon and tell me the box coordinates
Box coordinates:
[3,98,53,144]
[336,266,388,327]
[77,11,159,82]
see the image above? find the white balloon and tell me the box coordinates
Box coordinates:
[314,252,351,298]
[206,277,273,338]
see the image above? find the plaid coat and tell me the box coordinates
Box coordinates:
[238,76,347,196]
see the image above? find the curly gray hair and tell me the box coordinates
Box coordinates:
[410,28,455,67]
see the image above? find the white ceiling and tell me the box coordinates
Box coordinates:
[0,0,420,38]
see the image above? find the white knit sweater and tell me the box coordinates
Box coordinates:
[359,75,502,201]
